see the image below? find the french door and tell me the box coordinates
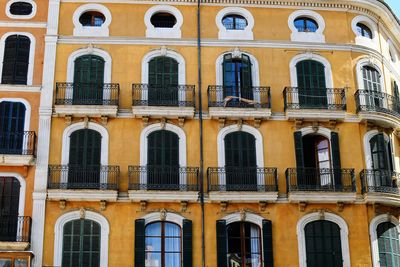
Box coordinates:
[363,66,384,109]
[0,177,20,241]
[0,101,26,154]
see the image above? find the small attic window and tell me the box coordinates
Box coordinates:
[79,11,106,27]
[150,13,177,28]
[9,2,33,16]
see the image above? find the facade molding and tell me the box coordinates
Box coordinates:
[222,212,264,227]
[5,0,37,20]
[0,172,26,216]
[288,10,325,43]
[144,5,183,39]
[215,7,254,40]
[72,3,112,37]
[142,211,186,226]
[0,98,31,131]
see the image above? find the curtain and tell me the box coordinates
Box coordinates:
[250,224,261,267]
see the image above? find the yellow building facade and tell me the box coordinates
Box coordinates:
[4,0,399,266]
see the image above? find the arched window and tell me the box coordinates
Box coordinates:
[1,35,30,85]
[356,23,373,39]
[62,219,101,267]
[0,101,26,154]
[362,66,381,92]
[296,60,327,108]
[148,56,179,106]
[79,11,105,27]
[150,13,177,28]
[224,131,257,191]
[147,130,179,189]
[294,17,318,32]
[305,220,343,267]
[68,129,102,189]
[0,176,20,242]
[145,221,182,266]
[377,222,400,266]
[73,55,105,105]
[9,2,33,16]
[222,14,247,30]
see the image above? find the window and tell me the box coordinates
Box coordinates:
[0,177,20,242]
[150,13,176,28]
[294,17,318,32]
[0,101,26,154]
[222,15,247,30]
[356,23,373,39]
[362,66,381,91]
[9,2,33,16]
[144,5,183,39]
[145,221,182,267]
[62,219,101,267]
[79,11,105,27]
[1,35,30,85]
[377,222,400,266]
[389,50,395,63]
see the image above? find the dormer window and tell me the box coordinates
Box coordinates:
[9,2,33,16]
[79,11,105,27]
[150,12,176,28]
[294,17,318,32]
[222,14,247,30]
[356,23,373,39]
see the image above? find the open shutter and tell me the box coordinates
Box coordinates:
[262,219,273,267]
[134,219,145,267]
[240,54,253,100]
[182,219,193,267]
[216,220,227,267]
[294,131,304,169]
[376,133,389,170]
[330,132,342,187]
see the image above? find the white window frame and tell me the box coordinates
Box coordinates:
[216,7,254,40]
[0,98,31,132]
[144,5,183,39]
[0,172,26,217]
[370,214,400,267]
[72,4,112,37]
[355,57,385,96]
[288,10,325,43]
[351,15,379,50]
[363,130,391,170]
[142,211,185,227]
[5,0,37,20]
[0,32,36,86]
[53,210,110,267]
[297,212,350,267]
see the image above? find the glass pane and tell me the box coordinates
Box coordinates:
[146,252,161,267]
[146,237,162,252]
[165,223,180,237]
[0,260,11,267]
[165,237,181,252]
[165,253,181,267]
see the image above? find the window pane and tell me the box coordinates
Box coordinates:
[0,259,12,267]
[165,253,181,267]
[146,252,161,267]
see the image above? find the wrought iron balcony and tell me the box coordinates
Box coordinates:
[286,168,356,192]
[284,87,346,110]
[55,82,120,106]
[47,165,120,190]
[207,167,278,192]
[360,169,400,194]
[0,131,35,155]
[355,90,400,117]
[208,85,271,108]
[128,166,199,191]
[0,216,31,242]
[132,84,195,107]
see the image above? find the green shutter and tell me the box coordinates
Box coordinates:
[182,219,193,267]
[240,54,253,99]
[377,222,400,266]
[377,133,388,170]
[294,131,304,169]
[262,220,274,267]
[216,220,227,267]
[1,35,30,85]
[134,219,145,267]
[330,132,342,187]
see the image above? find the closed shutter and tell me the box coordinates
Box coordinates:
[134,219,145,267]
[262,220,273,267]
[182,219,193,267]
[377,222,400,266]
[330,132,342,187]
[240,54,253,100]
[216,220,227,267]
[1,35,30,85]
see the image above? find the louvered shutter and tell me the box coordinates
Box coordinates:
[330,132,342,187]
[294,131,304,169]
[376,133,389,170]
[14,36,30,85]
[223,54,236,98]
[1,35,30,85]
[134,219,145,267]
[216,220,227,267]
[182,219,193,267]
[262,220,273,267]
[240,54,253,100]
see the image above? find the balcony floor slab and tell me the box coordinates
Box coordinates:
[285,109,346,121]
[54,105,118,117]
[47,189,118,201]
[132,106,195,118]
[208,107,271,119]
[0,155,35,166]
[208,191,278,202]
[288,192,357,203]
[128,190,198,202]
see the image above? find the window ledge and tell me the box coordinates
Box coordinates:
[0,84,41,92]
[54,105,118,117]
[218,29,253,40]
[47,189,118,201]
[73,26,109,37]
[355,36,378,50]
[0,154,35,166]
[146,28,181,39]
[291,32,325,43]
[208,191,278,202]
[128,190,198,202]
[132,106,194,119]
[288,192,357,203]
[209,107,271,119]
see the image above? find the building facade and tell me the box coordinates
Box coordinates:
[1,0,400,266]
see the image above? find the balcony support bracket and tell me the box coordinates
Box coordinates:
[337,202,344,212]
[328,120,337,129]
[178,117,185,127]
[100,200,107,211]
[101,116,108,126]
[259,201,267,212]
[299,201,307,212]
[254,118,262,128]
[294,119,303,129]
[219,118,226,129]
[64,115,72,125]
[140,200,147,211]
[59,199,66,210]
[220,201,228,212]
[237,119,243,131]
[180,201,188,212]
[142,116,150,127]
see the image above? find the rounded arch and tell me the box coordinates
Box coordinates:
[288,10,326,43]
[53,210,109,267]
[141,48,185,85]
[0,32,36,86]
[355,57,385,91]
[370,214,400,267]
[215,7,254,40]
[140,123,186,166]
[6,0,37,20]
[217,124,263,167]
[66,47,112,83]
[0,172,26,216]
[142,211,186,227]
[0,98,31,131]
[289,53,333,88]
[363,129,391,170]
[215,50,260,86]
[222,211,264,228]
[297,212,350,267]
[299,126,332,139]
[144,5,183,39]
[72,3,112,37]
[61,122,109,165]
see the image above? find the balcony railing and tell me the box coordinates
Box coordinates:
[132,84,195,107]
[286,168,356,192]
[208,85,271,108]
[284,87,346,110]
[48,165,120,190]
[0,216,31,242]
[207,167,278,192]
[0,131,35,155]
[360,169,400,194]
[355,90,400,117]
[128,166,199,191]
[55,82,120,106]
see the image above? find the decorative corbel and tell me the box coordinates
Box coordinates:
[254,118,262,128]
[83,116,89,129]
[100,116,108,126]
[337,202,344,212]
[312,122,319,133]
[373,203,380,214]
[259,201,267,212]
[178,117,185,127]
[100,200,107,211]
[328,120,337,129]
[237,119,243,131]
[318,209,325,220]
[160,209,167,221]
[240,209,246,221]
[294,119,303,129]
[299,202,307,212]
[79,207,86,219]
[218,118,226,129]
[65,115,72,125]
[59,200,66,210]
[142,116,149,127]
[160,45,168,56]
[220,201,228,212]
[140,200,147,212]
[231,47,242,59]
[180,201,188,212]
[160,118,166,130]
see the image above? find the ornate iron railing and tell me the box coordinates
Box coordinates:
[283,87,346,110]
[208,85,271,108]
[360,169,400,194]
[207,167,278,192]
[55,82,120,105]
[132,84,195,107]
[128,166,199,191]
[0,216,31,242]
[47,165,120,190]
[0,131,35,155]
[355,90,400,117]
[286,168,356,192]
